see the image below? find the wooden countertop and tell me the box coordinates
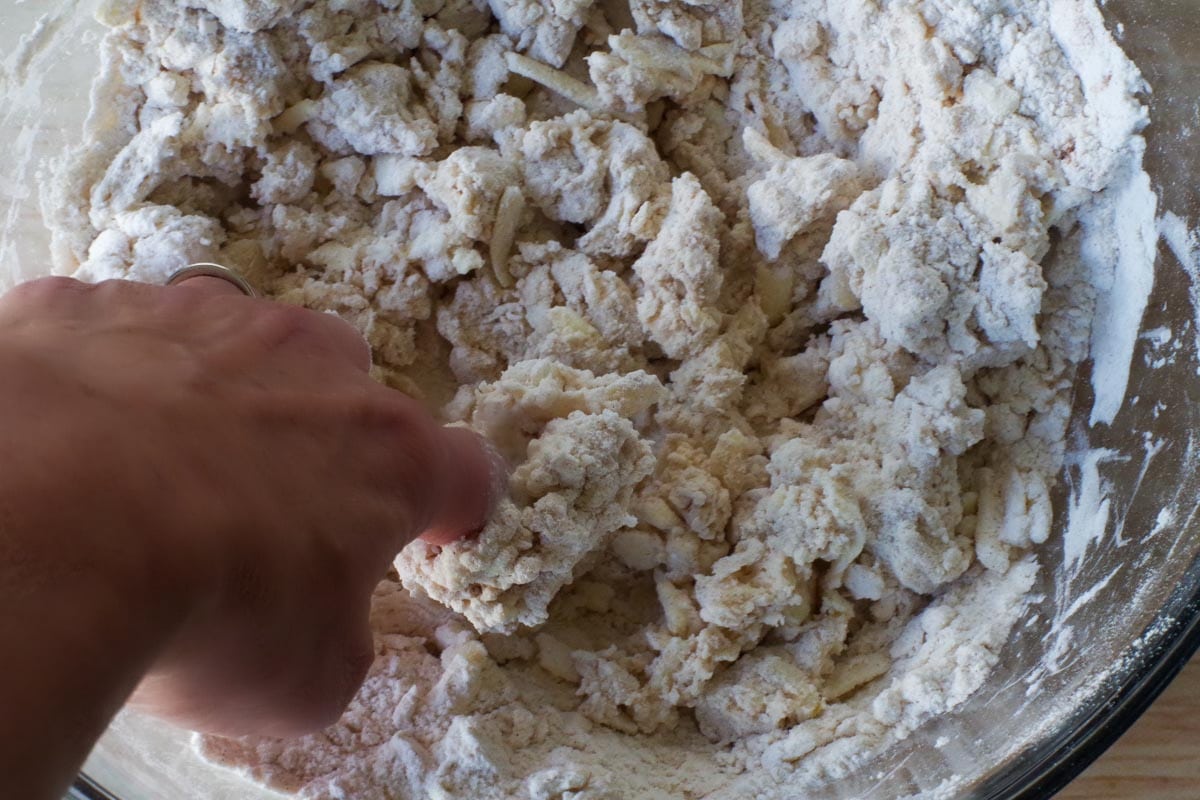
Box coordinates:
[1057,657,1200,798]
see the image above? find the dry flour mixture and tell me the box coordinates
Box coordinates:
[48,0,1150,797]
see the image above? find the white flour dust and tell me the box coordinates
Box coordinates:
[48,0,1154,797]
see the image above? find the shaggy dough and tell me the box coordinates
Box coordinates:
[54,0,1148,797]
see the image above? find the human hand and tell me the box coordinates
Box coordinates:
[0,276,502,738]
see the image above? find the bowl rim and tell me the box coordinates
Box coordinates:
[974,562,1200,800]
[69,776,118,800]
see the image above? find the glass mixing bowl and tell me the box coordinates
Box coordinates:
[0,1,1196,798]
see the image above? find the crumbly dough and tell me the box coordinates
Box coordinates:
[54,0,1147,797]
[399,361,663,633]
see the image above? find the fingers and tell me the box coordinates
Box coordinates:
[420,427,508,546]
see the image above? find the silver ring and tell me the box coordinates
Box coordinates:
[166,263,257,298]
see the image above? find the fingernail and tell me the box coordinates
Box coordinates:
[477,434,510,522]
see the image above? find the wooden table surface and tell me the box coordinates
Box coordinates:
[1057,656,1200,798]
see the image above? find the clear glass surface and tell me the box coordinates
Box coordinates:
[0,2,1196,798]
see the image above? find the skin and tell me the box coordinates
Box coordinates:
[0,276,501,799]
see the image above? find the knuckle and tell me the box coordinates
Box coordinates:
[6,276,87,306]
[374,393,442,453]
[250,304,323,352]
[92,278,128,294]
[250,303,370,370]
[262,304,325,342]
[320,308,361,339]
[341,326,373,367]
[31,275,83,294]
[92,278,140,301]
[314,311,373,367]
[92,278,166,310]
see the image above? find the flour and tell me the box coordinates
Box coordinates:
[50,0,1151,797]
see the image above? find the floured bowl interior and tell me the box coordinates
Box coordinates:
[0,1,1195,799]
